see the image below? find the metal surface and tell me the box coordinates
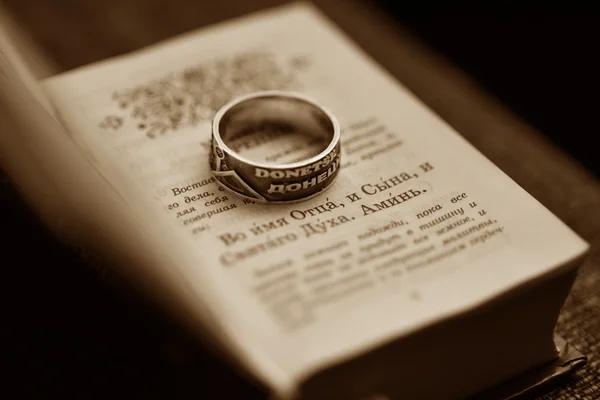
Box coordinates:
[210,91,341,203]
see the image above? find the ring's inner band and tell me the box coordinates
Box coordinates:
[218,96,335,165]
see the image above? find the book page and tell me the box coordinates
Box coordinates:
[42,3,588,396]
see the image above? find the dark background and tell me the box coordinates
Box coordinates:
[2,1,599,399]
[376,1,599,178]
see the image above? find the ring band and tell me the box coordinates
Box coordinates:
[210,91,341,204]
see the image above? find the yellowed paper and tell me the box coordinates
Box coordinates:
[42,3,588,397]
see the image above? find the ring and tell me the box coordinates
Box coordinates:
[210,90,341,204]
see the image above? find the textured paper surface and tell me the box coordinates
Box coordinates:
[42,3,589,395]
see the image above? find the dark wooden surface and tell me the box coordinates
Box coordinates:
[2,0,599,398]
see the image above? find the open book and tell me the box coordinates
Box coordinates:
[0,3,590,399]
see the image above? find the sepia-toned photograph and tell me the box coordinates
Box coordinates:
[2,1,598,399]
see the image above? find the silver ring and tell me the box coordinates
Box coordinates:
[210,90,341,204]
